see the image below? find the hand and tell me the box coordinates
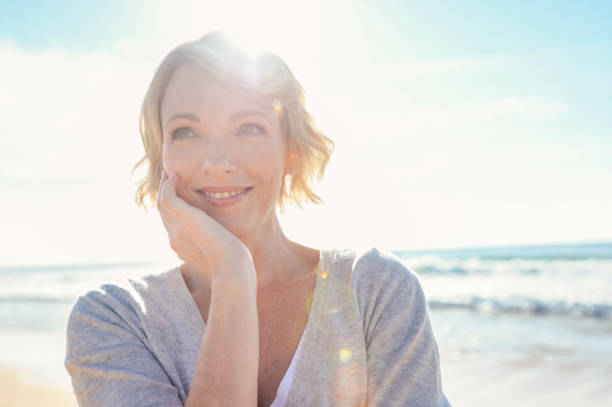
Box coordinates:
[157,170,255,285]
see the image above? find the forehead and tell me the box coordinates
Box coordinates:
[160,64,273,121]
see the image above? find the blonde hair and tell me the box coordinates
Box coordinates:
[132,31,334,214]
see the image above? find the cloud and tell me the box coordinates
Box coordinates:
[346,96,568,140]
[0,41,151,180]
[364,56,495,77]
[0,39,608,264]
[0,42,168,263]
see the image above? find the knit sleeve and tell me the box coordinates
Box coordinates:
[361,253,452,407]
[64,288,183,407]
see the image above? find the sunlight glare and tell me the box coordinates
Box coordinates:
[181,0,321,61]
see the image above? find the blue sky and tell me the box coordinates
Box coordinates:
[1,0,610,264]
[0,0,148,52]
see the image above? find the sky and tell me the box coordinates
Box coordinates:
[1,0,611,265]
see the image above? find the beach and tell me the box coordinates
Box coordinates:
[3,348,612,407]
[440,347,612,406]
[0,366,77,407]
[1,243,611,406]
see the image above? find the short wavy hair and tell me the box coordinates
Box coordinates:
[132,31,334,214]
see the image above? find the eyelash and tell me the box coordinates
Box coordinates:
[170,124,266,140]
[239,123,266,136]
[171,127,195,140]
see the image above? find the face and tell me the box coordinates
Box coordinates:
[160,63,288,239]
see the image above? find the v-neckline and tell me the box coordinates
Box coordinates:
[269,320,308,406]
[170,249,326,404]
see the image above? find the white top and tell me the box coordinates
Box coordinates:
[269,323,308,407]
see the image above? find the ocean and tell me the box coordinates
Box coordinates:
[396,241,612,401]
[1,242,611,395]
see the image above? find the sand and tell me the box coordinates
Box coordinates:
[2,356,611,407]
[0,367,77,407]
[440,354,612,407]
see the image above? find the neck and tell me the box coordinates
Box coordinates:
[180,212,319,295]
[239,213,314,289]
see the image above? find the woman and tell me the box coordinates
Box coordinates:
[64,31,451,407]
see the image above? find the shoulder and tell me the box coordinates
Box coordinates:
[323,246,424,309]
[347,248,428,326]
[351,247,419,293]
[343,248,431,349]
[323,247,416,284]
[67,268,176,333]
[64,268,190,405]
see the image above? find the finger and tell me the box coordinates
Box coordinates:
[157,202,173,233]
[157,171,167,206]
[158,172,193,231]
[158,172,176,209]
[157,170,177,224]
[160,172,195,218]
[157,191,181,237]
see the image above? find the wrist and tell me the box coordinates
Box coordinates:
[211,259,257,292]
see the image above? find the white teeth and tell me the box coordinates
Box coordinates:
[201,188,248,199]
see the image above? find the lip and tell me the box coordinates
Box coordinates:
[199,186,252,193]
[196,187,252,208]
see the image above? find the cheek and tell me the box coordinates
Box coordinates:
[250,151,285,184]
[250,143,285,168]
[162,145,197,174]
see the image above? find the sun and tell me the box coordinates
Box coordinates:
[150,0,327,95]
[176,0,322,57]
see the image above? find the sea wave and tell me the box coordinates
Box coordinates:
[0,294,75,304]
[0,263,170,305]
[403,257,612,277]
[429,296,612,320]
[394,242,612,261]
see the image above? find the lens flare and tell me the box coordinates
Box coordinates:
[273,98,283,114]
[339,347,352,362]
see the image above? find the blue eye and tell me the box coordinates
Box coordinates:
[239,123,266,136]
[171,127,196,140]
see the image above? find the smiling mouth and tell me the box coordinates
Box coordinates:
[195,187,253,206]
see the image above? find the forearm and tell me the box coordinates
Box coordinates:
[185,269,259,407]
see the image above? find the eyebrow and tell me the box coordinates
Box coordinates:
[164,113,199,129]
[164,110,271,129]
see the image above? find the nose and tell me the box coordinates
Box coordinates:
[200,140,237,176]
